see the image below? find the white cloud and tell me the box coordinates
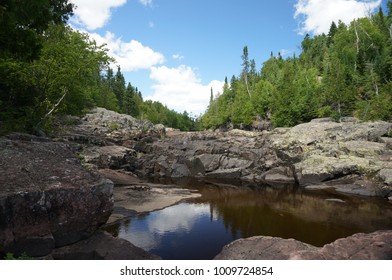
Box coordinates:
[89,31,165,71]
[149,21,155,28]
[294,0,382,35]
[148,65,224,115]
[172,53,185,61]
[139,0,153,7]
[70,0,127,30]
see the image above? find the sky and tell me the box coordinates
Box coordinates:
[69,0,387,116]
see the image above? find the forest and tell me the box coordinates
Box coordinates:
[0,0,195,135]
[1,1,391,135]
[201,2,392,129]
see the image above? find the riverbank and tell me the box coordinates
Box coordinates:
[1,108,392,259]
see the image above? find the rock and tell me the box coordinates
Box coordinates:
[214,236,317,260]
[291,231,392,260]
[378,169,392,186]
[197,154,223,172]
[0,134,113,257]
[340,117,360,123]
[220,156,254,170]
[340,141,386,157]
[83,145,136,170]
[262,167,295,184]
[274,121,342,146]
[214,231,392,260]
[51,230,160,260]
[57,108,392,198]
[112,184,201,214]
[171,163,191,178]
[310,117,336,123]
[294,155,381,186]
[206,168,242,179]
[97,169,141,186]
[305,176,390,197]
[335,181,387,197]
[227,129,261,137]
[381,137,392,149]
[185,157,206,177]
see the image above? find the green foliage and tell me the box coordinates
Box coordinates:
[4,252,33,260]
[1,1,391,135]
[200,5,392,129]
[0,0,74,61]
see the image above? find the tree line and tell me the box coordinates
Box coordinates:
[2,1,391,134]
[0,0,196,135]
[201,2,392,129]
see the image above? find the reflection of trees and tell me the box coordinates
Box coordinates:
[192,182,392,247]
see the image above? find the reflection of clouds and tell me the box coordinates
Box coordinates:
[118,203,222,251]
[148,203,210,234]
[123,229,159,251]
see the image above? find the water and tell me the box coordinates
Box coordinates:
[106,180,392,260]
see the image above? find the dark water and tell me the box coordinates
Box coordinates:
[106,180,392,260]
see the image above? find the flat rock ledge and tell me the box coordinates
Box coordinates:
[0,134,114,257]
[214,231,392,260]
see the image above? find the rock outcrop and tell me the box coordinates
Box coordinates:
[0,134,114,257]
[270,118,392,197]
[132,118,392,198]
[214,231,392,260]
[57,109,392,199]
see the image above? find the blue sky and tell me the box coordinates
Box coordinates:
[69,0,387,116]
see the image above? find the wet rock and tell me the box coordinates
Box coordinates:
[214,231,392,260]
[0,134,113,257]
[51,230,160,260]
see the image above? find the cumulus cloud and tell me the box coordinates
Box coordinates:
[294,0,382,35]
[89,31,165,71]
[70,0,127,30]
[148,65,224,115]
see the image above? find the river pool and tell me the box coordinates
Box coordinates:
[105,180,392,259]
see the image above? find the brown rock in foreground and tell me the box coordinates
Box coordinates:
[0,134,114,257]
[214,236,317,260]
[214,231,392,260]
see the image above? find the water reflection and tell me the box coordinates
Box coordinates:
[117,203,232,259]
[111,181,392,260]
